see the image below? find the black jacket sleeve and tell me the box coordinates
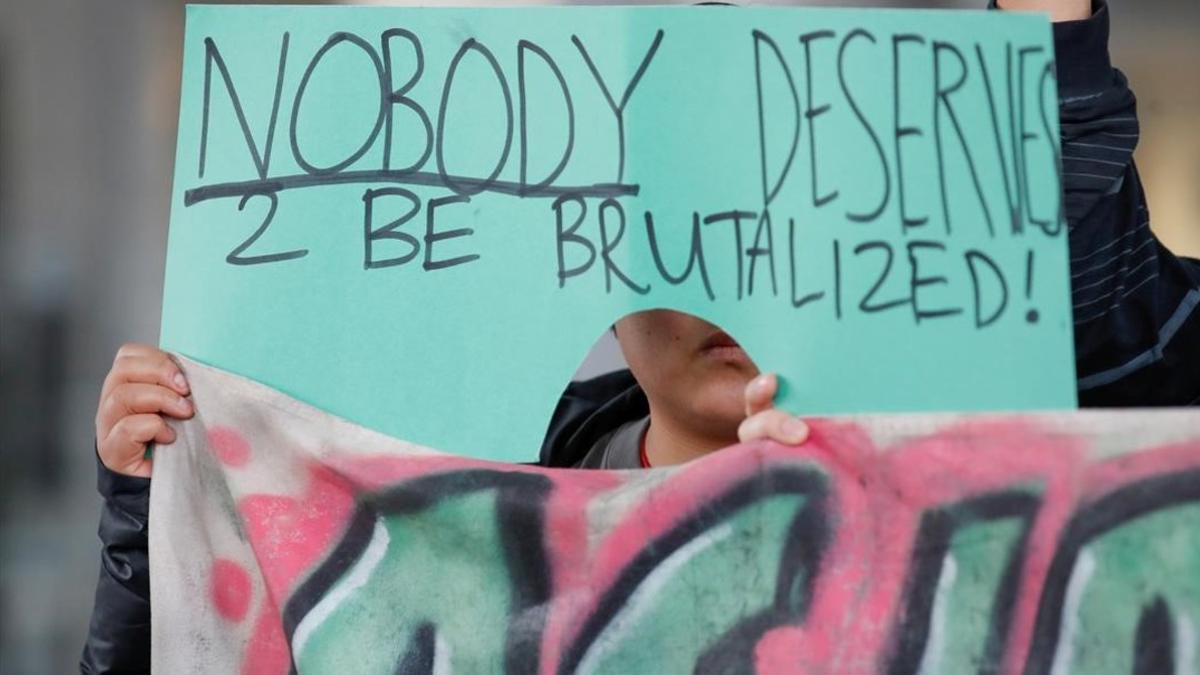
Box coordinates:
[80,452,151,674]
[1048,1,1200,405]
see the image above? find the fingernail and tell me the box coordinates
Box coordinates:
[178,397,192,414]
[752,374,771,392]
[784,418,808,442]
[174,373,188,392]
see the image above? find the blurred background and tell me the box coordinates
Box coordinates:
[1,0,1196,671]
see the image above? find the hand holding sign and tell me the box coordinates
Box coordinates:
[96,344,193,478]
[997,0,1091,24]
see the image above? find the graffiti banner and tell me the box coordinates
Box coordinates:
[162,6,1075,463]
[151,357,1199,674]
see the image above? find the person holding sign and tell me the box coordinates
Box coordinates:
[539,0,1200,469]
[82,1,1199,672]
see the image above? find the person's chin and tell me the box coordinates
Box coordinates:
[691,375,753,423]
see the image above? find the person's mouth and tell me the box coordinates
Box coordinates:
[700,331,751,363]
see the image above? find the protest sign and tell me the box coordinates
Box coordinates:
[162,5,1074,461]
[152,358,1199,674]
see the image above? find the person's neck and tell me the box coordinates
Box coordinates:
[642,410,733,467]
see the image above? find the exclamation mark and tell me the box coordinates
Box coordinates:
[1025,249,1039,324]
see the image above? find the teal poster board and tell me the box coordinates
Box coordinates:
[161,5,1075,461]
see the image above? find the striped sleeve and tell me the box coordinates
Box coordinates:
[1049,1,1200,406]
